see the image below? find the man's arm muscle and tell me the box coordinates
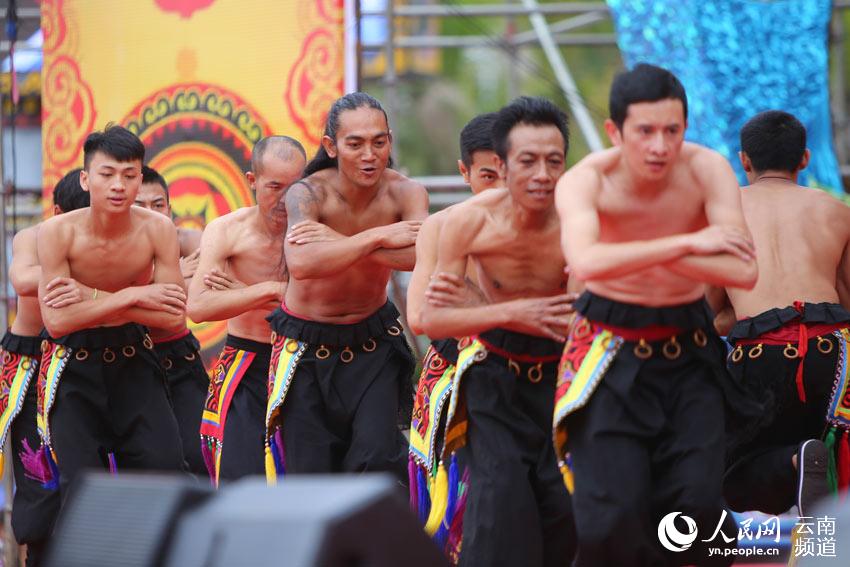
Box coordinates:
[406,213,442,334]
[368,181,429,271]
[557,167,691,281]
[285,181,383,279]
[10,227,41,297]
[666,153,758,289]
[187,218,282,322]
[38,221,133,336]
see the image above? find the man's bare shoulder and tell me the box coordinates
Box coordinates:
[13,224,39,251]
[40,208,86,233]
[681,142,729,175]
[384,169,427,196]
[205,206,257,231]
[298,170,332,198]
[447,188,507,223]
[178,227,202,254]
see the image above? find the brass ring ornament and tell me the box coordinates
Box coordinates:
[41,340,50,354]
[270,332,277,344]
[184,352,197,361]
[747,343,764,359]
[164,357,173,370]
[75,348,89,361]
[55,346,67,358]
[528,363,543,383]
[286,340,299,354]
[122,346,136,358]
[817,336,834,355]
[103,348,116,363]
[634,339,652,360]
[662,337,682,360]
[143,335,154,350]
[429,354,444,371]
[508,359,521,376]
[730,345,744,363]
[783,343,799,360]
[316,345,331,360]
[693,329,708,347]
[387,325,402,336]
[340,347,355,363]
[573,319,592,339]
[2,351,11,364]
[363,339,377,353]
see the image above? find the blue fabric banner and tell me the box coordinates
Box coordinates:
[608,0,843,195]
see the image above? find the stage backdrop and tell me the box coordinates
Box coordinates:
[40,0,345,366]
[608,0,844,195]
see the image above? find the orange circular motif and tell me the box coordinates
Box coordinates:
[40,0,68,55]
[122,83,271,365]
[42,56,97,169]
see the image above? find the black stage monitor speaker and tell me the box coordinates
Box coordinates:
[45,472,213,567]
[165,474,448,567]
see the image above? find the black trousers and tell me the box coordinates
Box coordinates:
[458,329,575,567]
[50,324,185,496]
[269,302,414,481]
[3,332,56,567]
[154,331,209,477]
[565,292,746,567]
[723,303,849,514]
[216,335,271,482]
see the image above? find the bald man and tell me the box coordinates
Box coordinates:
[188,136,305,484]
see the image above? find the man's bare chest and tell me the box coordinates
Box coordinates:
[68,239,154,289]
[319,200,401,235]
[228,237,284,283]
[473,231,566,296]
[598,194,706,241]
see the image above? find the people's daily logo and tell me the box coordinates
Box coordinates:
[658,512,698,552]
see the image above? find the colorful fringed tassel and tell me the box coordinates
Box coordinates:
[561,463,574,494]
[200,437,217,487]
[19,440,59,490]
[825,428,838,494]
[434,455,459,547]
[107,453,118,475]
[0,452,4,478]
[265,444,277,486]
[446,467,470,564]
[424,461,448,535]
[408,456,419,514]
[838,430,850,496]
[416,467,431,526]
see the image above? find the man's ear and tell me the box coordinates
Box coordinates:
[322,134,337,158]
[457,159,470,183]
[496,156,507,179]
[798,148,811,172]
[739,151,752,172]
[79,170,90,192]
[604,119,622,146]
[53,204,62,216]
[246,171,256,191]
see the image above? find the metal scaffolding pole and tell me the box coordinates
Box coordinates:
[520,0,604,151]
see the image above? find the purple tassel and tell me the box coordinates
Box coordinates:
[446,467,471,560]
[19,440,59,491]
[200,437,216,486]
[408,456,419,514]
[273,429,286,475]
[108,453,118,475]
[416,467,431,525]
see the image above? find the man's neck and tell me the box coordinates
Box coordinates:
[88,207,132,237]
[509,200,554,231]
[751,169,798,185]
[334,169,381,211]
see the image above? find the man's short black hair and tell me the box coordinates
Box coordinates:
[740,110,807,174]
[460,112,497,167]
[492,96,569,162]
[53,168,90,213]
[142,165,169,202]
[252,135,307,174]
[83,123,145,170]
[609,63,688,130]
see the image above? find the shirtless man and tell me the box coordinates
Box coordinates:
[420,96,576,567]
[187,136,304,484]
[135,166,202,283]
[2,169,89,566]
[37,125,187,498]
[712,110,850,518]
[132,165,208,476]
[553,64,759,566]
[265,92,427,483]
[405,112,501,550]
